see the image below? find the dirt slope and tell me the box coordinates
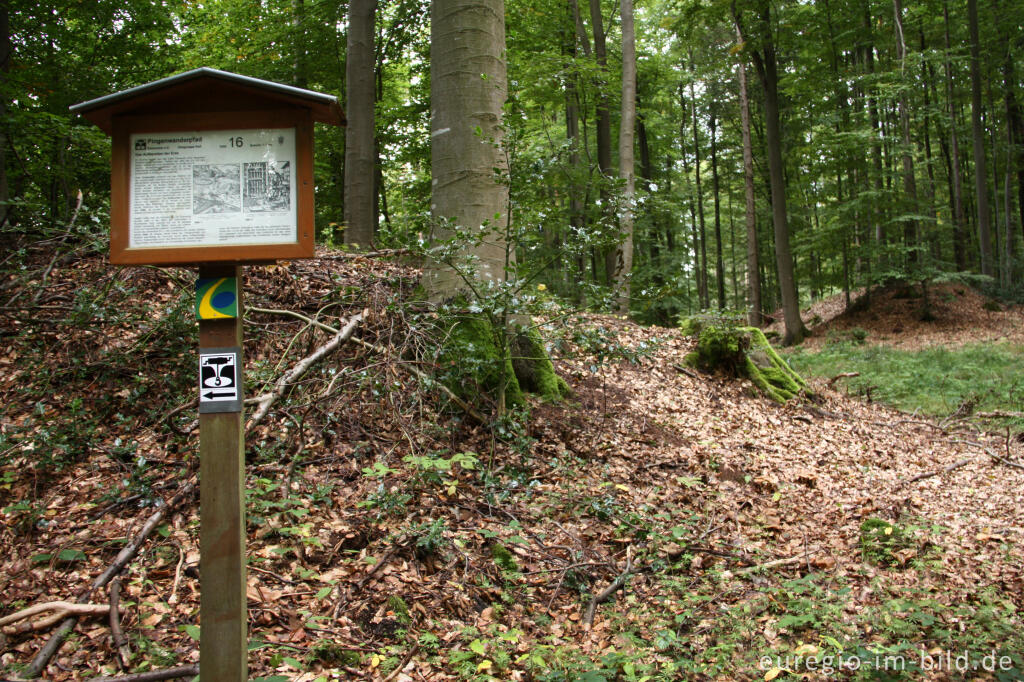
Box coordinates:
[1,253,1022,680]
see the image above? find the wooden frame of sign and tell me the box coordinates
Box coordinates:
[109,109,314,265]
[70,68,344,266]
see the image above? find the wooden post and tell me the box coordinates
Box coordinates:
[198,263,247,681]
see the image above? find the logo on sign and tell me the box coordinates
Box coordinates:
[199,352,238,402]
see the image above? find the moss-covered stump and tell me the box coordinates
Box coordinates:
[684,323,810,404]
[438,314,569,409]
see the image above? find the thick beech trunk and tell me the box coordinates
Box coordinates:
[344,0,378,249]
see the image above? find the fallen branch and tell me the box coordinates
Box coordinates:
[737,546,819,575]
[24,480,196,679]
[976,410,1024,420]
[950,439,1024,472]
[895,458,972,489]
[320,248,410,260]
[583,547,633,628]
[827,371,860,387]
[247,312,363,429]
[109,578,132,670]
[0,602,116,635]
[87,665,199,682]
[250,306,487,424]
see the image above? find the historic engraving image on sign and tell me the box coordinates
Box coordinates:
[243,161,290,213]
[194,164,242,214]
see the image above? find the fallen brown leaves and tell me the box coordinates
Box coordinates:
[1,252,1022,680]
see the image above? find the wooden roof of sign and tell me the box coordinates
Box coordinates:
[70,67,345,133]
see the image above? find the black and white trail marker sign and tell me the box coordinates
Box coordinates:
[199,347,242,413]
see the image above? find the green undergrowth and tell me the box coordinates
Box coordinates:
[786,341,1024,428]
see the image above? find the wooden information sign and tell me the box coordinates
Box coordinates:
[72,68,343,682]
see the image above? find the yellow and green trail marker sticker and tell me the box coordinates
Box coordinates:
[196,277,238,319]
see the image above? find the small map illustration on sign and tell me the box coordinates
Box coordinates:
[199,352,238,402]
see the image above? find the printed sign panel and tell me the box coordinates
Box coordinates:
[129,129,297,249]
[198,347,242,413]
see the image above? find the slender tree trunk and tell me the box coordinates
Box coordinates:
[742,1,808,345]
[736,23,762,325]
[680,83,700,308]
[893,0,919,267]
[689,71,709,309]
[588,0,612,182]
[968,0,993,275]
[608,0,635,313]
[566,0,586,293]
[865,5,886,270]
[426,0,509,297]
[943,0,968,271]
[292,0,308,88]
[344,0,378,249]
[710,107,725,310]
[0,1,10,229]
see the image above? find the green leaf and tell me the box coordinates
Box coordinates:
[315,586,333,600]
[57,549,86,562]
[180,624,201,641]
[469,638,487,656]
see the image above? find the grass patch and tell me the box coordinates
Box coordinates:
[786,342,1024,426]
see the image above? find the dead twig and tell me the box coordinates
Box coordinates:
[950,439,1024,472]
[827,371,860,387]
[24,480,196,678]
[109,578,132,670]
[736,546,819,575]
[583,547,634,628]
[247,312,363,429]
[0,602,117,636]
[87,665,199,682]
[382,644,419,682]
[895,458,972,489]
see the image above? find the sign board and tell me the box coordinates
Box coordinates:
[69,68,345,266]
[198,347,242,413]
[130,128,297,250]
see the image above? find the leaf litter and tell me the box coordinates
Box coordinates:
[1,251,1022,680]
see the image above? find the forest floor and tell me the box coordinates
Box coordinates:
[1,249,1023,681]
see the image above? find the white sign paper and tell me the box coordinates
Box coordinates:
[129,128,297,249]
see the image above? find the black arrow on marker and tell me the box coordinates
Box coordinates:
[203,390,236,400]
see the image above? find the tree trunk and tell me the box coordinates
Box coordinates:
[710,107,725,310]
[426,0,509,297]
[566,0,586,294]
[689,71,709,309]
[292,0,308,88]
[588,0,612,182]
[968,0,993,275]
[943,0,968,271]
[0,1,9,229]
[606,0,635,312]
[736,23,762,326]
[893,0,919,267]
[743,1,807,345]
[344,0,378,249]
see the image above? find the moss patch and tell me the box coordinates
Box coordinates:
[684,321,810,404]
[511,327,571,401]
[439,313,568,408]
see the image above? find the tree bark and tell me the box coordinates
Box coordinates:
[1,1,10,229]
[344,0,378,249]
[710,106,725,310]
[893,0,919,267]
[608,0,635,313]
[689,69,709,309]
[968,0,993,275]
[741,1,808,345]
[735,23,762,326]
[943,0,968,271]
[588,0,612,182]
[426,0,509,297]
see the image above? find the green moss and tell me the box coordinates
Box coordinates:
[490,542,518,572]
[387,595,412,625]
[686,322,810,404]
[442,314,524,407]
[511,328,570,402]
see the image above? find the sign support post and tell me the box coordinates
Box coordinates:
[198,263,247,682]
